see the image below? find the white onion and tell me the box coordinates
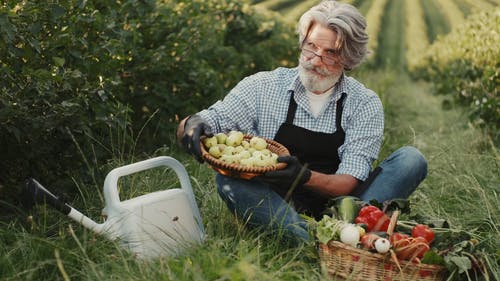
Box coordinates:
[340,224,360,247]
[374,238,391,253]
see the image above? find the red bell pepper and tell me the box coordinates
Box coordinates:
[411,224,435,243]
[354,205,390,232]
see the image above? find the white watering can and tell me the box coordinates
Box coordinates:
[25,156,205,258]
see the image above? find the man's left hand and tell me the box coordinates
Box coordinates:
[256,156,311,188]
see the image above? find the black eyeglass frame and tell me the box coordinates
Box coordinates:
[300,41,344,66]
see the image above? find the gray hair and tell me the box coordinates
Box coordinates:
[298,0,368,70]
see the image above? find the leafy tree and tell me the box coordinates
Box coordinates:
[411,8,499,144]
[0,0,297,205]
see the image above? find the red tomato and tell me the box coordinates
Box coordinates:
[411,224,435,243]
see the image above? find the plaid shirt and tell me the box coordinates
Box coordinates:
[198,67,384,181]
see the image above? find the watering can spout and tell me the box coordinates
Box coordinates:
[67,208,107,235]
[24,178,107,235]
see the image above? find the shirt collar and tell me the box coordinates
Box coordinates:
[332,73,348,101]
[288,70,305,94]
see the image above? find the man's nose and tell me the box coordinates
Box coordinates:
[310,54,323,66]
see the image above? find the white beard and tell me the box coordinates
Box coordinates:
[298,58,342,93]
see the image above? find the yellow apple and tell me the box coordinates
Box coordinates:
[215,133,227,144]
[203,136,218,148]
[249,136,267,150]
[208,145,222,158]
[241,140,250,149]
[222,146,236,155]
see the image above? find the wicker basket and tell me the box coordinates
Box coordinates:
[318,211,447,281]
[200,135,290,179]
[318,241,447,281]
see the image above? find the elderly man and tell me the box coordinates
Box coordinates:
[177,0,427,242]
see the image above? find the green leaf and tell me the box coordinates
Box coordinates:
[53,57,65,67]
[445,256,472,274]
[0,14,17,43]
[77,0,88,9]
[61,101,79,108]
[51,5,66,20]
[421,250,445,265]
[382,198,410,213]
[315,215,343,244]
[368,199,383,209]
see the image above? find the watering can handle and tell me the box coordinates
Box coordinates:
[103,156,199,219]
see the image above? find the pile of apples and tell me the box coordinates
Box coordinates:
[203,131,279,167]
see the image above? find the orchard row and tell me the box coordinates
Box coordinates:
[255,0,499,142]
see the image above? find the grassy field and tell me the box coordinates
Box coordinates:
[1,0,498,280]
[2,69,498,281]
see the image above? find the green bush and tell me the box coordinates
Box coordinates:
[411,8,499,144]
[0,0,130,194]
[0,0,297,201]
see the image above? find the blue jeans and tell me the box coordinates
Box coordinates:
[215,146,427,242]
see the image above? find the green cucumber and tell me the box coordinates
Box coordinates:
[338,197,357,223]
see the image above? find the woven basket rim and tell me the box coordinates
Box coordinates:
[200,134,290,178]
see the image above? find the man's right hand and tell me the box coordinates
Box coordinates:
[179,114,213,162]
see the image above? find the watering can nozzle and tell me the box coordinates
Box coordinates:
[23,178,72,215]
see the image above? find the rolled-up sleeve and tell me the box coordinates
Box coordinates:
[336,94,384,181]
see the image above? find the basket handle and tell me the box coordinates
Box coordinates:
[387,210,400,236]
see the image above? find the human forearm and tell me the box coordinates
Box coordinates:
[304,172,359,197]
[176,117,189,143]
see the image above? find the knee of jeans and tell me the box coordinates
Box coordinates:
[216,180,232,199]
[399,146,428,177]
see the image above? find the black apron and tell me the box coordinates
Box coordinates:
[273,91,346,219]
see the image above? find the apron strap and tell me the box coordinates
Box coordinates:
[336,93,346,131]
[285,90,297,124]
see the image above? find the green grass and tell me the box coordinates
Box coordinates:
[379,75,499,249]
[2,69,498,280]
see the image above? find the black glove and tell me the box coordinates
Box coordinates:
[180,114,213,162]
[256,155,311,188]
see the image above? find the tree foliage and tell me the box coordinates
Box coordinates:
[0,0,297,197]
[411,8,499,144]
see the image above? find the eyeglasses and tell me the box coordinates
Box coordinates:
[300,47,342,66]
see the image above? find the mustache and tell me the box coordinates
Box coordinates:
[300,59,333,76]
